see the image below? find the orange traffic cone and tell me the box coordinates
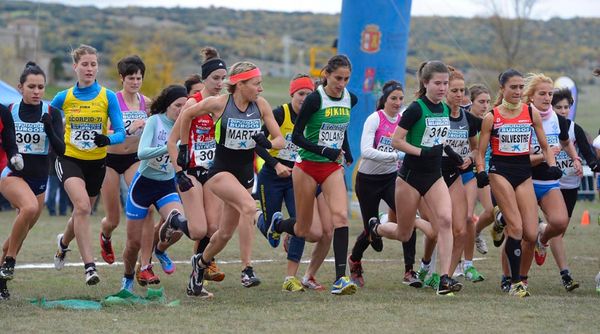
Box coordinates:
[581,210,590,226]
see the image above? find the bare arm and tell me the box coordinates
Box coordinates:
[179,95,225,145]
[476,113,493,173]
[257,97,284,150]
[391,126,421,157]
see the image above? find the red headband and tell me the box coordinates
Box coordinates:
[289,77,315,96]
[229,67,261,85]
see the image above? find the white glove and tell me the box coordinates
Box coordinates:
[10,153,24,171]
[593,135,600,150]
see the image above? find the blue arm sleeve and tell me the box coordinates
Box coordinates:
[106,91,125,145]
[137,116,168,160]
[50,90,67,117]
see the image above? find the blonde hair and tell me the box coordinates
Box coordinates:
[71,44,98,64]
[522,73,553,104]
[226,61,258,93]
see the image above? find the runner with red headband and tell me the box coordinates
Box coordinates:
[175,61,284,297]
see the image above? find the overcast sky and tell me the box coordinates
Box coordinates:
[25,0,600,19]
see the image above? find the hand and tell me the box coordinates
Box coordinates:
[175,170,194,192]
[177,144,189,169]
[573,158,583,177]
[476,171,489,188]
[551,146,561,156]
[459,157,473,171]
[10,154,24,171]
[444,145,464,166]
[93,133,110,147]
[321,147,342,162]
[546,166,563,180]
[589,160,600,173]
[274,163,292,178]
[420,144,443,158]
[252,132,272,149]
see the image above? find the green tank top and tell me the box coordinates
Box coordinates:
[405,98,450,149]
[299,85,351,162]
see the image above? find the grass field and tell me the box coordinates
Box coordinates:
[1,198,600,333]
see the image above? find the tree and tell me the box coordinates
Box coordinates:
[479,0,538,68]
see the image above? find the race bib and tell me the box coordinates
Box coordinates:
[498,124,531,154]
[276,133,299,162]
[376,136,395,153]
[193,140,216,169]
[70,122,102,151]
[444,129,469,159]
[123,111,147,134]
[15,122,47,154]
[148,153,174,174]
[421,117,450,147]
[318,122,347,149]
[530,132,559,155]
[225,118,261,150]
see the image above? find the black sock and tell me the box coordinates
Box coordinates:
[155,248,164,255]
[196,236,210,254]
[504,236,521,283]
[101,233,110,241]
[402,229,417,271]
[560,269,570,276]
[276,218,296,236]
[200,255,211,268]
[170,215,190,238]
[4,256,15,267]
[59,237,68,250]
[0,278,6,289]
[84,262,96,270]
[421,258,431,266]
[124,273,134,280]
[333,226,349,280]
[350,231,369,262]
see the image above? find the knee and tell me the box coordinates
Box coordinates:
[453,226,468,241]
[507,225,524,240]
[239,200,257,219]
[216,229,234,243]
[125,237,141,253]
[549,217,569,233]
[72,200,91,216]
[437,215,452,232]
[331,211,348,228]
[19,203,39,219]
[322,229,333,242]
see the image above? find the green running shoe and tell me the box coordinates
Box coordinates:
[424,273,440,290]
[464,266,485,283]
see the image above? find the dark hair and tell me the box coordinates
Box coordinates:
[150,85,188,115]
[494,68,523,106]
[552,87,574,107]
[320,54,351,86]
[377,80,403,110]
[117,55,146,78]
[19,61,46,84]
[415,60,449,98]
[201,47,219,63]
[184,74,202,94]
[469,84,490,101]
[448,65,464,82]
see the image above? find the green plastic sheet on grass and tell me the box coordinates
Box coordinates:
[30,287,180,310]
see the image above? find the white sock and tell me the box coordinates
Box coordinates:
[464,260,473,270]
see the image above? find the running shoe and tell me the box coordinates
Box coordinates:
[348,256,364,288]
[190,253,206,289]
[534,222,548,266]
[491,206,506,247]
[402,270,423,288]
[54,233,70,270]
[0,286,9,301]
[437,275,462,295]
[367,217,383,249]
[241,266,261,287]
[0,260,15,281]
[99,233,115,264]
[121,277,134,293]
[331,276,357,295]
[138,265,160,286]
[267,212,283,248]
[159,209,182,242]
[521,277,529,289]
[255,210,268,239]
[282,276,305,292]
[464,266,485,282]
[154,249,175,274]
[475,232,488,254]
[500,276,512,293]
[369,220,384,252]
[85,266,100,286]
[509,281,530,298]
[452,261,464,279]
[186,283,213,299]
[301,275,326,291]
[424,273,441,290]
[561,272,580,292]
[204,261,225,282]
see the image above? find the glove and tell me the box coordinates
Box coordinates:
[589,160,600,173]
[476,171,489,188]
[321,147,342,162]
[252,132,272,149]
[93,133,110,147]
[175,170,194,192]
[41,113,52,132]
[444,145,464,166]
[10,154,24,171]
[177,144,189,169]
[546,166,563,180]
[343,150,353,165]
[420,144,443,158]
